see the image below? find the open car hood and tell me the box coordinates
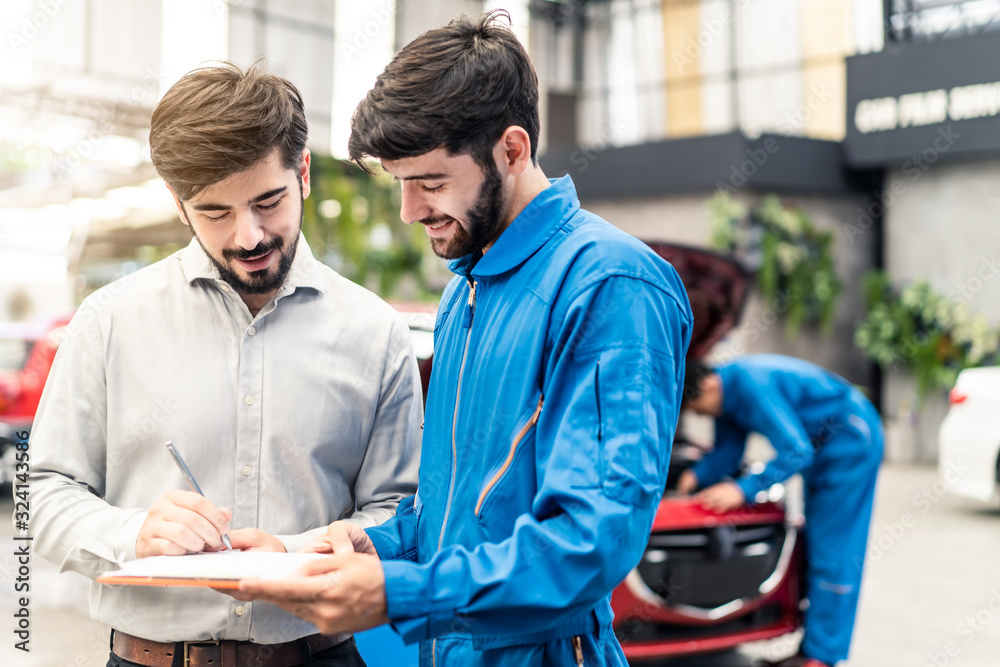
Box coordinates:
[643,242,749,359]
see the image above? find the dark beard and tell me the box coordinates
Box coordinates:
[191,195,303,295]
[214,232,299,295]
[427,159,505,260]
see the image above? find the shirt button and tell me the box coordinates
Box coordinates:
[219,283,231,292]
[235,606,246,616]
[242,466,252,476]
[247,326,256,336]
[244,395,254,405]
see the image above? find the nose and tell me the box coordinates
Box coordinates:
[399,181,430,225]
[233,209,265,250]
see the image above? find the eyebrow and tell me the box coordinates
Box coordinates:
[393,173,449,182]
[191,186,288,211]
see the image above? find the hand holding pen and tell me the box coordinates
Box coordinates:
[133,441,234,559]
[166,441,233,551]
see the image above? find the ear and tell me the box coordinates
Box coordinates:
[497,126,533,177]
[299,149,312,199]
[166,183,190,227]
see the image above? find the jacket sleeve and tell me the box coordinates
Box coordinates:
[29,304,148,579]
[381,275,692,643]
[689,418,747,489]
[733,380,815,502]
[366,494,419,562]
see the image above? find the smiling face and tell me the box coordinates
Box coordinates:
[172,148,311,308]
[381,147,508,259]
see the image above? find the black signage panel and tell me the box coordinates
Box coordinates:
[540,131,878,199]
[845,31,1000,167]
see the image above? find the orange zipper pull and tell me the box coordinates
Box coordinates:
[572,636,583,666]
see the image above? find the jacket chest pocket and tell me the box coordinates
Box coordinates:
[475,392,544,541]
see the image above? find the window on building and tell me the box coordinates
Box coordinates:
[533,0,886,147]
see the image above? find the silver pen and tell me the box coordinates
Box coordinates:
[165,441,233,550]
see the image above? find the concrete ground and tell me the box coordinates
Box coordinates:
[1,464,998,667]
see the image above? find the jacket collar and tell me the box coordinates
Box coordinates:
[179,233,325,295]
[447,175,580,279]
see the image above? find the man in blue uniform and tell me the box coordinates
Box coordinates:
[676,354,883,667]
[236,11,693,666]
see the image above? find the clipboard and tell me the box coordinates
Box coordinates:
[97,551,328,588]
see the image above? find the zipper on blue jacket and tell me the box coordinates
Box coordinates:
[433,278,477,667]
[437,278,477,551]
[461,279,477,328]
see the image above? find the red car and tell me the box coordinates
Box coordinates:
[0,313,73,484]
[609,244,804,661]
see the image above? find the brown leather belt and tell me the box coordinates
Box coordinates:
[112,630,344,667]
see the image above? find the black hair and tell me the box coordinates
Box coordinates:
[683,358,714,405]
[348,10,539,173]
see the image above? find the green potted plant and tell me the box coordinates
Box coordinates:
[854,271,999,401]
[708,191,841,336]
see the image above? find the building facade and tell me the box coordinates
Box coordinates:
[532,0,1000,462]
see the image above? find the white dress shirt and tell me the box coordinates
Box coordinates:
[29,236,421,643]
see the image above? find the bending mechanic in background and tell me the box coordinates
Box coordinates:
[677,353,884,667]
[28,63,421,667]
[235,11,694,667]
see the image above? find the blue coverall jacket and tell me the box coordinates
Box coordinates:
[365,176,693,666]
[690,354,883,665]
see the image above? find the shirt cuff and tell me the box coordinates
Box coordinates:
[275,526,326,554]
[112,511,148,562]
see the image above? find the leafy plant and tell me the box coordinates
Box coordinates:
[708,191,841,336]
[302,155,438,300]
[854,271,999,399]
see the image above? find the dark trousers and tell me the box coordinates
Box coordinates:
[107,636,367,667]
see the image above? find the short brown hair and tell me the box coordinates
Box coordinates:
[149,61,308,200]
[348,10,539,173]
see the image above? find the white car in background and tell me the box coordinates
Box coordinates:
[938,367,1000,503]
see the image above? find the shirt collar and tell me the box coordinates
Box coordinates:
[179,233,325,295]
[447,175,580,279]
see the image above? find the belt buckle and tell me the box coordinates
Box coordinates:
[182,640,220,667]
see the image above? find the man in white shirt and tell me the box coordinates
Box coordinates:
[29,62,422,667]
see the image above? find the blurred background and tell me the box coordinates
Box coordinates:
[4,0,1000,460]
[3,1,1000,665]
